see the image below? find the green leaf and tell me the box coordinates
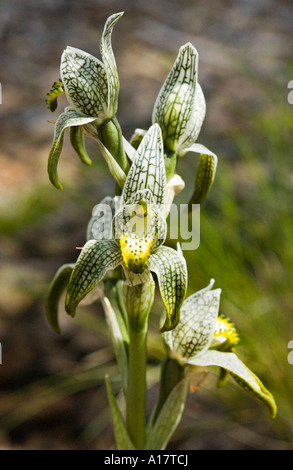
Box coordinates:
[105,375,136,450]
[45,263,75,333]
[69,125,92,166]
[148,246,188,332]
[189,350,277,418]
[122,124,166,210]
[65,240,123,317]
[47,110,97,189]
[102,297,128,389]
[100,12,123,115]
[152,43,205,153]
[163,279,221,359]
[181,143,218,205]
[145,378,189,450]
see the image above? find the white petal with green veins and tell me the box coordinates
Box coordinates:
[65,240,123,317]
[148,246,187,332]
[100,12,123,113]
[61,46,111,120]
[164,281,221,360]
[152,43,204,153]
[177,83,206,151]
[122,124,166,210]
[48,110,97,189]
[189,350,277,418]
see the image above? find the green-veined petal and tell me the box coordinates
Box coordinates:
[180,143,218,205]
[65,240,123,317]
[177,83,206,152]
[60,46,110,120]
[148,246,187,332]
[152,43,205,153]
[122,124,166,210]
[189,350,277,418]
[164,279,221,360]
[100,12,123,114]
[46,263,75,333]
[48,110,97,189]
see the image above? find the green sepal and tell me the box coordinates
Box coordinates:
[45,263,75,333]
[100,12,124,117]
[180,143,218,206]
[45,79,65,112]
[217,367,229,388]
[122,124,166,210]
[145,377,189,450]
[148,246,187,332]
[105,375,136,450]
[163,280,221,359]
[191,153,216,204]
[69,125,92,166]
[65,240,123,317]
[48,110,97,190]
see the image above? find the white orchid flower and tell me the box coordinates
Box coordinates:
[163,279,277,417]
[47,125,188,333]
[46,12,123,189]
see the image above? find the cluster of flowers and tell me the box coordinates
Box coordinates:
[46,12,276,449]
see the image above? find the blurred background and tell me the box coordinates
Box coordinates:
[0,0,293,450]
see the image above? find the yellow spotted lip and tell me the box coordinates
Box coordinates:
[120,234,156,273]
[113,199,165,274]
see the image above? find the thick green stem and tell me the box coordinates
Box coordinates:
[153,356,186,423]
[165,150,178,182]
[126,321,148,449]
[99,117,129,174]
[124,278,155,449]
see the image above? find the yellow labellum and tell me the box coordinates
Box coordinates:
[213,315,239,351]
[120,234,155,273]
